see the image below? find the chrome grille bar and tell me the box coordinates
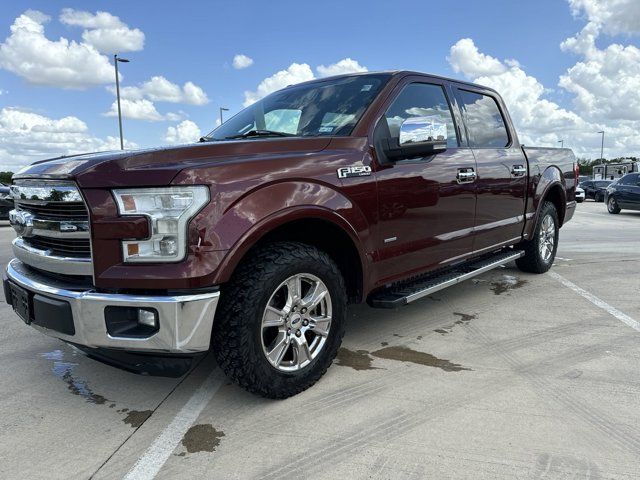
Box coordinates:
[10,180,93,276]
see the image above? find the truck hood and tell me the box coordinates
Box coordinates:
[13,137,332,188]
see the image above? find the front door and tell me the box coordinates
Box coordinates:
[373,80,477,285]
[454,88,527,252]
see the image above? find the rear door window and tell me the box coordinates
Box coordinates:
[458,90,510,148]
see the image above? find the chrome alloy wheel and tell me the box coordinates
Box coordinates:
[261,273,332,372]
[538,214,556,263]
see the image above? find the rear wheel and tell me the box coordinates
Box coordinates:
[212,242,347,399]
[607,196,621,214]
[595,192,604,202]
[516,201,559,274]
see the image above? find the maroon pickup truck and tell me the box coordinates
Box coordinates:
[4,71,577,398]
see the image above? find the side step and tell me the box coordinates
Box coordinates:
[367,249,525,309]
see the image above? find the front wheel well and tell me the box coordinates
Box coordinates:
[250,218,363,303]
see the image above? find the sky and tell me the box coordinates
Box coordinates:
[1,0,639,170]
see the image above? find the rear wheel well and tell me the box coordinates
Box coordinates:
[252,219,363,303]
[544,184,566,226]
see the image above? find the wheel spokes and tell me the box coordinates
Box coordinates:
[302,281,328,310]
[309,316,331,337]
[286,275,302,304]
[293,336,311,368]
[266,332,290,366]
[263,306,286,328]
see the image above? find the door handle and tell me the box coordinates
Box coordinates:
[511,165,527,176]
[456,168,476,184]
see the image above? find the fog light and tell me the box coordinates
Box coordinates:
[105,306,159,338]
[138,308,158,328]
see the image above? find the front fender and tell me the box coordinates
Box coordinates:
[203,181,371,284]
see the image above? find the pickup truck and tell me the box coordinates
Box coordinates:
[4,71,578,398]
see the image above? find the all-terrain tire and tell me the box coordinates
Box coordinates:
[516,201,559,274]
[212,241,347,399]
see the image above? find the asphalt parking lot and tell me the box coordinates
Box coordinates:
[1,200,639,480]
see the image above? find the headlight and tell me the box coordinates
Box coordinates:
[112,186,209,263]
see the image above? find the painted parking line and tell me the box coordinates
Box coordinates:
[549,271,640,333]
[123,368,225,480]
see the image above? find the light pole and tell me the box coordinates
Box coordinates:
[114,54,130,150]
[558,140,564,148]
[219,107,229,125]
[597,130,605,179]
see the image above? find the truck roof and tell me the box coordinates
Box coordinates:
[287,70,499,95]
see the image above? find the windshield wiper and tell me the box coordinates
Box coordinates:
[224,129,296,140]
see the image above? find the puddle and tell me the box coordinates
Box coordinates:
[335,348,378,371]
[181,424,225,453]
[371,346,471,372]
[434,312,476,335]
[41,350,110,405]
[453,312,476,324]
[123,410,153,428]
[490,275,527,295]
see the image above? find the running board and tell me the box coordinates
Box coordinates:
[367,249,525,309]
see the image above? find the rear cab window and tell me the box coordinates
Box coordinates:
[457,89,510,148]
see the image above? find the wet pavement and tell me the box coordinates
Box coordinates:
[1,201,639,479]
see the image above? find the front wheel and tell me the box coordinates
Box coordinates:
[516,201,559,274]
[607,196,621,214]
[212,242,347,399]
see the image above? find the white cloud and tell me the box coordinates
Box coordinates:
[0,107,135,170]
[104,98,167,121]
[448,38,508,77]
[448,29,640,159]
[316,58,367,77]
[59,8,144,53]
[117,76,209,105]
[0,10,114,89]
[232,54,254,69]
[243,58,367,106]
[164,120,201,144]
[243,63,314,106]
[567,0,640,36]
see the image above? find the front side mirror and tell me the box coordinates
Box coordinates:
[383,116,448,161]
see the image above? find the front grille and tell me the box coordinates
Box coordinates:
[24,236,91,258]
[11,180,93,276]
[17,202,89,220]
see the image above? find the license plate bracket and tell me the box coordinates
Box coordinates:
[9,283,31,324]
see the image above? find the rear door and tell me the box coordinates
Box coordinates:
[453,87,527,252]
[372,78,477,284]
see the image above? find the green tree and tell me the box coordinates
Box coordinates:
[0,172,13,184]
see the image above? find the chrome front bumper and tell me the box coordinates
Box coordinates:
[4,259,219,354]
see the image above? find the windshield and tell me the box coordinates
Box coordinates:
[204,74,391,141]
[595,181,611,187]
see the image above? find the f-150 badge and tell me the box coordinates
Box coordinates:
[337,166,372,179]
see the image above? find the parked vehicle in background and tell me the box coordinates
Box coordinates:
[580,180,612,202]
[4,71,578,398]
[575,185,585,203]
[0,183,13,219]
[605,173,640,214]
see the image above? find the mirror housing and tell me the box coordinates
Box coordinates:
[383,116,448,161]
